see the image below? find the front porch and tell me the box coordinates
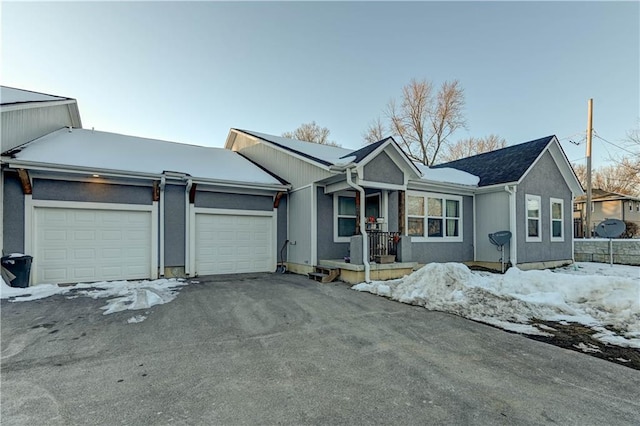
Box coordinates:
[318,259,417,284]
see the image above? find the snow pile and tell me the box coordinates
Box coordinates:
[353,262,640,348]
[1,278,187,322]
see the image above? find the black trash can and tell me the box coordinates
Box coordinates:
[1,255,33,288]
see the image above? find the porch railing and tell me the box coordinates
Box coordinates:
[368,231,399,262]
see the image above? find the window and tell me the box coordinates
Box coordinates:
[334,194,356,242]
[630,202,634,212]
[407,192,462,241]
[526,194,541,242]
[636,202,640,212]
[550,198,564,241]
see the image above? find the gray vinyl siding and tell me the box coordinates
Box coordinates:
[164,184,185,267]
[363,151,404,185]
[517,151,573,263]
[411,195,474,264]
[195,191,272,211]
[287,186,313,265]
[316,186,349,260]
[1,104,76,153]
[3,172,25,254]
[232,132,334,189]
[32,179,152,205]
[475,191,511,263]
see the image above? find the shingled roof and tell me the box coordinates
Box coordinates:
[433,136,555,187]
[341,138,389,163]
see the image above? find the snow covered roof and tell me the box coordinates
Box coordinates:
[235,129,478,187]
[1,86,72,105]
[9,128,286,186]
[414,163,480,186]
[236,129,356,166]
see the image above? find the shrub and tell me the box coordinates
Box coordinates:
[621,221,639,238]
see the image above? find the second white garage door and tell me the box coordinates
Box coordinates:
[195,213,274,275]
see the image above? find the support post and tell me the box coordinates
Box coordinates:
[398,190,405,235]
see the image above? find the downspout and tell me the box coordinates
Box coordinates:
[505,185,518,266]
[346,168,371,283]
[159,175,166,277]
[571,191,575,263]
[472,193,477,262]
[185,179,193,276]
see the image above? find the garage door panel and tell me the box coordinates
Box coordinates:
[43,268,67,281]
[195,213,274,275]
[34,207,152,284]
[73,248,96,260]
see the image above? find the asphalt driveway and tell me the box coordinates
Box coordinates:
[2,273,639,425]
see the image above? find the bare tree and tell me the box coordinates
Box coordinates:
[362,117,386,144]
[572,160,640,197]
[282,121,340,147]
[440,134,507,162]
[573,163,587,189]
[623,123,640,174]
[364,78,466,165]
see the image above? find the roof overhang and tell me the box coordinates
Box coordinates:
[3,159,289,193]
[407,179,477,196]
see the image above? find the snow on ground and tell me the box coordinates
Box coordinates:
[353,262,640,348]
[1,277,187,323]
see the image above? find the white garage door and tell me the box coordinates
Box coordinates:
[195,213,274,275]
[34,207,152,284]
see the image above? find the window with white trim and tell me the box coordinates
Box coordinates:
[550,198,564,241]
[334,194,356,242]
[526,194,542,242]
[407,192,462,241]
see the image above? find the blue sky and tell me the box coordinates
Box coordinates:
[2,1,638,168]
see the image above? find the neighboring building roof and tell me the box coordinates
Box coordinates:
[7,128,286,186]
[574,188,640,203]
[433,136,555,187]
[1,86,73,105]
[236,129,355,166]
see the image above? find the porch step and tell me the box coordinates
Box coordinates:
[308,266,340,283]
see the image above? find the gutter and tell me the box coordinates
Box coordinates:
[5,162,289,192]
[345,168,370,283]
[185,179,193,276]
[505,185,518,266]
[159,175,166,277]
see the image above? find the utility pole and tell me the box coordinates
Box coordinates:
[585,98,593,238]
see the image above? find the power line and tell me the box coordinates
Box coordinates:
[592,130,639,156]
